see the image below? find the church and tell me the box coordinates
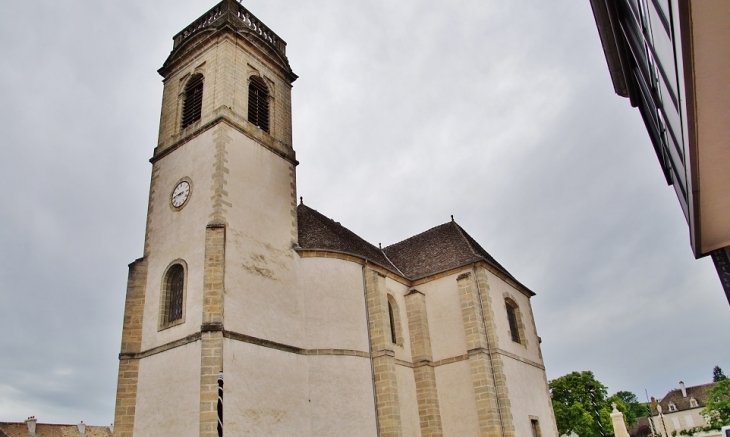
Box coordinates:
[113,1,558,436]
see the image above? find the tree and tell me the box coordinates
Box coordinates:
[630,424,652,437]
[609,390,645,427]
[702,379,730,429]
[713,366,727,382]
[550,371,614,437]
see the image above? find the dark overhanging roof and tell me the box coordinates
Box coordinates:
[297,203,534,295]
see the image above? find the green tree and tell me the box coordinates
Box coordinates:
[713,366,727,382]
[609,390,645,427]
[702,379,730,429]
[550,371,614,437]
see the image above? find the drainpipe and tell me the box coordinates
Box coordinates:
[473,263,507,437]
[362,261,381,437]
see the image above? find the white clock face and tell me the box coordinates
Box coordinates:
[171,180,191,208]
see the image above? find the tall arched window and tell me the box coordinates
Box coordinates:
[181,73,204,129]
[160,263,186,328]
[505,298,522,344]
[388,300,397,345]
[248,76,270,132]
[386,294,403,346]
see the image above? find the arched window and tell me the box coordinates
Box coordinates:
[505,298,522,344]
[386,294,403,346]
[388,301,397,344]
[181,73,204,129]
[248,76,270,132]
[160,263,186,328]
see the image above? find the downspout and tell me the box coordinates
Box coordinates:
[473,263,507,437]
[362,261,381,437]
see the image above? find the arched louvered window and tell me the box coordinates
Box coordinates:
[505,299,521,344]
[248,76,270,132]
[161,263,185,327]
[181,74,204,129]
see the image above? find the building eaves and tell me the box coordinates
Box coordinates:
[656,382,716,413]
[296,203,400,275]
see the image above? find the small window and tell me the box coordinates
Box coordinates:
[505,299,521,344]
[181,74,204,129]
[668,402,677,412]
[689,398,698,408]
[386,294,403,346]
[388,301,397,344]
[531,419,541,437]
[248,76,270,132]
[160,263,186,328]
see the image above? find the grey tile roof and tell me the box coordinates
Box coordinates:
[656,382,716,413]
[297,204,399,274]
[297,203,530,292]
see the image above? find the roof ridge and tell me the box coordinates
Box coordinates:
[451,221,482,259]
[384,221,452,250]
[380,247,406,277]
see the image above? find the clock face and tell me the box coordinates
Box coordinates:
[171,180,191,208]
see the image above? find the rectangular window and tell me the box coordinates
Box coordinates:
[531,419,540,437]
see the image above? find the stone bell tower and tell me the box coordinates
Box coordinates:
[113,2,298,436]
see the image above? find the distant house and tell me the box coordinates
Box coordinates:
[0,417,113,437]
[648,381,716,435]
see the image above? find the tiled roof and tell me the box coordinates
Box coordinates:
[0,423,112,437]
[297,204,399,274]
[656,382,715,413]
[297,203,529,292]
[384,221,517,282]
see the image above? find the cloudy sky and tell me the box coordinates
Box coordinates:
[1,0,728,426]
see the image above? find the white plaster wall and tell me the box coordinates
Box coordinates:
[299,258,369,351]
[224,340,310,437]
[650,408,709,435]
[485,269,543,364]
[415,272,469,362]
[396,365,421,437]
[223,129,303,346]
[501,358,557,437]
[386,278,412,362]
[434,360,481,437]
[134,342,201,437]
[142,130,217,351]
[307,355,377,437]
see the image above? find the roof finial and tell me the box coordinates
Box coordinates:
[300,196,303,205]
[379,243,382,249]
[451,214,454,222]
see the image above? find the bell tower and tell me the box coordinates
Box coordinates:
[113,2,298,436]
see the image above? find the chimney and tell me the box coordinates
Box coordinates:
[77,421,86,435]
[680,381,687,397]
[25,416,37,435]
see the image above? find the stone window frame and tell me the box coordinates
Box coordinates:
[180,72,205,130]
[504,293,527,346]
[247,74,272,133]
[689,397,698,408]
[158,259,188,330]
[387,293,404,347]
[529,416,542,437]
[668,402,677,412]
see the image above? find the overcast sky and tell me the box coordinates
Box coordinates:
[1,0,728,426]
